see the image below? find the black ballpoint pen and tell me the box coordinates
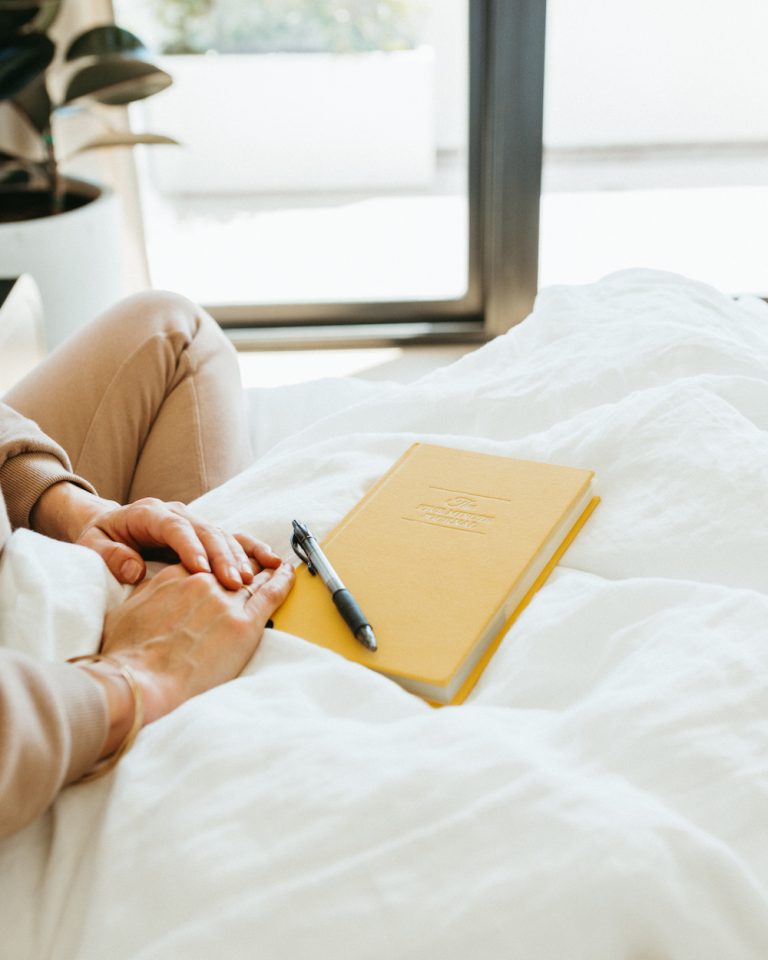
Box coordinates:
[290,519,377,652]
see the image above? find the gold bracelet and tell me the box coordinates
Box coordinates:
[67,654,145,783]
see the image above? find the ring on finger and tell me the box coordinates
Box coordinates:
[241,582,256,600]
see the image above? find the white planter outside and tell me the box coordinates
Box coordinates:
[138,47,436,194]
[0,179,122,350]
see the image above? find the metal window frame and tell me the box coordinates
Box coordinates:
[482,0,547,338]
[213,0,546,349]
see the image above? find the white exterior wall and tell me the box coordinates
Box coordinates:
[544,0,768,147]
[423,0,768,153]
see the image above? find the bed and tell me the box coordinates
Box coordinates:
[2,267,768,959]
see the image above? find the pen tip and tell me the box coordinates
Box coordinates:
[358,625,377,652]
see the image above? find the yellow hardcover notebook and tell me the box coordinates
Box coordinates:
[273,443,599,706]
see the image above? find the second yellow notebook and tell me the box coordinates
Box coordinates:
[273,443,598,705]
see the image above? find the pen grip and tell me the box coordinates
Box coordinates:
[332,588,370,636]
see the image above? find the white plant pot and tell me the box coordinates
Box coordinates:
[139,48,436,194]
[0,178,122,350]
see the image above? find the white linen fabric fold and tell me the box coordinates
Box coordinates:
[3,268,768,960]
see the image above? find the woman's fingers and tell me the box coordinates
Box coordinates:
[77,526,147,584]
[99,499,246,588]
[242,563,295,626]
[233,532,282,571]
[190,523,254,588]
[76,496,282,592]
[162,504,265,587]
[91,500,211,577]
[174,522,281,588]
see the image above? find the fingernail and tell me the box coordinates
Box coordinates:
[228,565,242,584]
[196,554,211,572]
[120,559,143,584]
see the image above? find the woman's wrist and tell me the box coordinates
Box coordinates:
[76,659,137,759]
[30,481,116,543]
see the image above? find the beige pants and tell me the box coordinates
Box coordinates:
[4,291,251,504]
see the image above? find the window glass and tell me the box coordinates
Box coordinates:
[115,0,469,307]
[540,0,768,295]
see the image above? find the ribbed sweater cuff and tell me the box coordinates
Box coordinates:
[51,660,109,784]
[0,452,96,531]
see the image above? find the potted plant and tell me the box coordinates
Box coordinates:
[0,1,175,346]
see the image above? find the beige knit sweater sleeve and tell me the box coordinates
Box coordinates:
[0,401,107,840]
[0,652,107,838]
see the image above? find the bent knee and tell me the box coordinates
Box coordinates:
[110,289,204,338]
[88,289,228,354]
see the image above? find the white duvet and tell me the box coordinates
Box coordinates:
[3,269,768,959]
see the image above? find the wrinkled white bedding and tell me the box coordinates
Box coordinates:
[3,269,768,959]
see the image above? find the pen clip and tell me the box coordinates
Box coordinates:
[290,529,317,575]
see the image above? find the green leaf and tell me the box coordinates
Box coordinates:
[64,59,172,106]
[0,3,41,39]
[0,32,53,101]
[69,132,179,157]
[65,24,147,62]
[11,71,51,132]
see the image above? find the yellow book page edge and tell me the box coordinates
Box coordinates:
[428,494,601,708]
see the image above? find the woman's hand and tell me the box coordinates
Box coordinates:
[75,498,280,589]
[81,561,295,754]
[31,481,278,589]
[102,561,295,724]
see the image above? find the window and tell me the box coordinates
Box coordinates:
[115,1,475,323]
[540,0,768,296]
[114,0,548,339]
[120,2,768,340]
